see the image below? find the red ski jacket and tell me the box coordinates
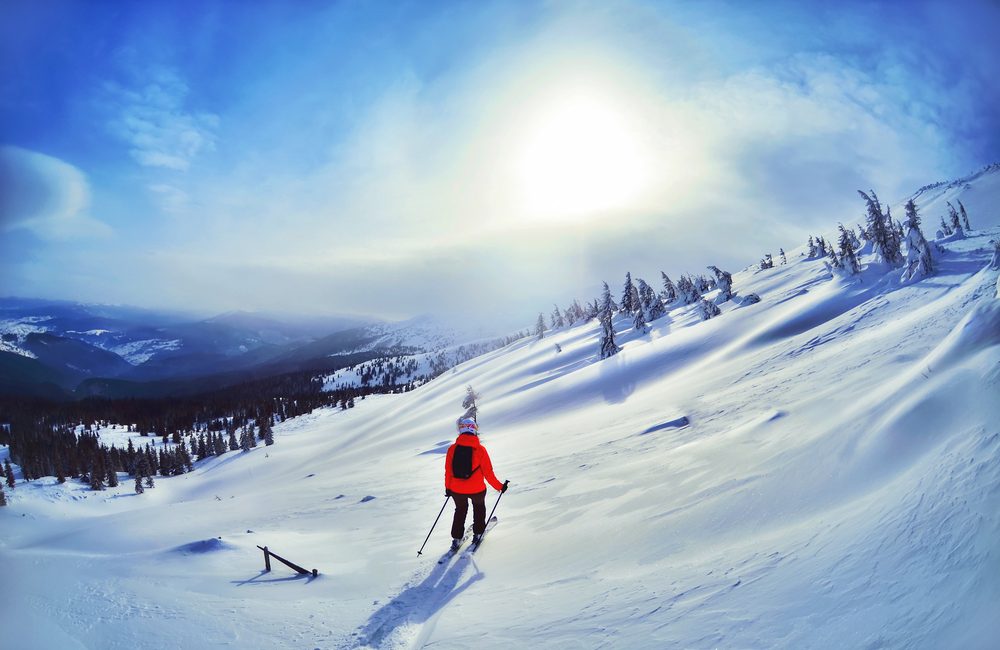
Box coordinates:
[445,433,504,494]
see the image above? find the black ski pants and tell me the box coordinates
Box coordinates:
[451,490,487,538]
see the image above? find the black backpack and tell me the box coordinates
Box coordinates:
[451,444,479,479]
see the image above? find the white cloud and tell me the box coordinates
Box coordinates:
[105,66,219,172]
[0,146,112,240]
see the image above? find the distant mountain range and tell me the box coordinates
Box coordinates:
[0,299,476,399]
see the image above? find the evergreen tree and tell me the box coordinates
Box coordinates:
[0,482,6,506]
[660,272,677,304]
[5,458,15,488]
[779,248,787,265]
[675,276,701,304]
[461,385,479,422]
[145,474,155,489]
[947,201,963,234]
[901,199,934,282]
[106,458,119,488]
[638,278,665,321]
[816,236,828,257]
[958,199,971,230]
[619,272,635,314]
[599,281,615,315]
[858,189,902,266]
[632,302,647,333]
[551,305,565,329]
[699,298,721,320]
[807,236,817,258]
[534,313,546,340]
[228,430,239,452]
[759,253,774,270]
[938,216,952,237]
[134,474,144,494]
[599,307,619,359]
[837,224,861,275]
[707,266,733,302]
[89,461,105,491]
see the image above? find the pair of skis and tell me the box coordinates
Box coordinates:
[438,516,497,564]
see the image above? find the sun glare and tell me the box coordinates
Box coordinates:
[512,91,651,222]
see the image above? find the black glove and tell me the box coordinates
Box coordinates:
[445,489,452,497]
[501,480,509,493]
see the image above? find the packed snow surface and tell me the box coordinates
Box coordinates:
[2,171,999,649]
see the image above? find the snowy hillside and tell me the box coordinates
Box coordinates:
[2,169,999,649]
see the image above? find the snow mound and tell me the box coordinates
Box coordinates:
[169,538,234,555]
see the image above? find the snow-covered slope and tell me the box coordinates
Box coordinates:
[2,170,999,649]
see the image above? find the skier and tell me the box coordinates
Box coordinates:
[445,418,508,551]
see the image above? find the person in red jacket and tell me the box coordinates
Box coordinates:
[445,417,507,550]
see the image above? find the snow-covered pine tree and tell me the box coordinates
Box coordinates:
[707,266,733,302]
[807,236,817,258]
[586,299,599,320]
[676,275,701,304]
[260,417,274,446]
[134,474,144,494]
[837,224,861,275]
[759,253,773,270]
[858,189,902,265]
[632,302,647,333]
[551,305,565,329]
[638,278,665,321]
[239,428,252,452]
[827,243,842,270]
[535,313,546,340]
[958,199,971,231]
[621,273,637,314]
[4,459,15,488]
[779,248,787,265]
[989,239,1000,270]
[939,216,952,237]
[461,385,479,422]
[847,226,862,251]
[660,272,677,304]
[599,308,619,359]
[699,298,721,320]
[901,199,934,282]
[947,201,963,234]
[0,482,6,506]
[816,236,828,257]
[599,281,615,315]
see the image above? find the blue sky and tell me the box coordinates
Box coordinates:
[1,0,998,326]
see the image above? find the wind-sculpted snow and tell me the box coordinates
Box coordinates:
[3,168,1000,649]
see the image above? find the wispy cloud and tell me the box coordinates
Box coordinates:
[104,66,219,172]
[0,146,112,240]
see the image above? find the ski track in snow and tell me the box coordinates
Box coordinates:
[3,170,1000,649]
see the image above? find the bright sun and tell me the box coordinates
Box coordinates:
[512,91,651,222]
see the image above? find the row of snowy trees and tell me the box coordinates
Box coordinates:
[533,261,752,360]
[797,189,960,283]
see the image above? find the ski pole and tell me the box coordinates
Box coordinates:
[485,480,510,524]
[417,495,450,556]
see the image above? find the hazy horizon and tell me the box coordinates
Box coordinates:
[3,0,999,326]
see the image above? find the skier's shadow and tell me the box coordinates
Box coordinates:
[357,555,484,646]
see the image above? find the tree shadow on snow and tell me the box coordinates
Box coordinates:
[355,556,484,647]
